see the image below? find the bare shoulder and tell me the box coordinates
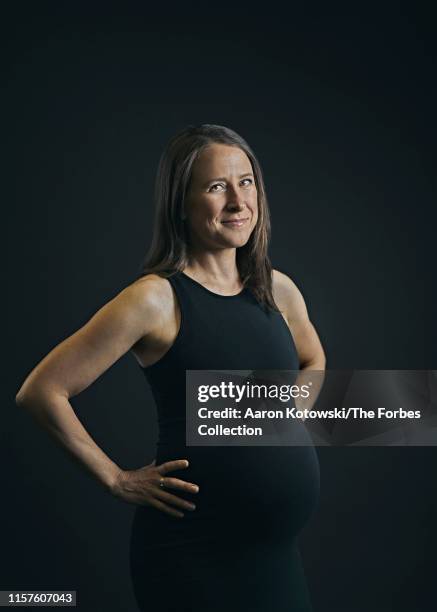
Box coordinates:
[123,273,176,331]
[125,273,181,368]
[271,269,301,297]
[271,269,309,323]
[127,273,174,307]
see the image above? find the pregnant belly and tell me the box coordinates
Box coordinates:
[154,440,320,544]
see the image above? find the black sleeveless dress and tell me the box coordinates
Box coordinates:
[129,271,320,612]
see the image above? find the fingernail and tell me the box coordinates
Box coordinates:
[192,485,199,492]
[188,504,196,511]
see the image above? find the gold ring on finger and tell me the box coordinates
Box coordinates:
[159,476,165,488]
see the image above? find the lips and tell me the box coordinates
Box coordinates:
[222,217,249,225]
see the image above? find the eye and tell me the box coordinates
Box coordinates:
[208,178,253,192]
[209,183,225,192]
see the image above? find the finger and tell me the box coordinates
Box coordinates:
[154,489,197,512]
[149,498,185,519]
[156,459,190,474]
[157,476,199,494]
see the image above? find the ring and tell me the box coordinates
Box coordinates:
[159,477,165,488]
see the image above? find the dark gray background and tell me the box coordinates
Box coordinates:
[4,3,436,611]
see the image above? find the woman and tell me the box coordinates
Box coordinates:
[16,124,326,611]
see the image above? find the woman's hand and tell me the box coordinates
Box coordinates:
[110,459,199,518]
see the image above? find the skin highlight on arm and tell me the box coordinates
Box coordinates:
[272,269,326,417]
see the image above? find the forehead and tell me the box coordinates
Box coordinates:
[191,144,252,179]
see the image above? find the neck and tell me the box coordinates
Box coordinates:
[183,250,242,289]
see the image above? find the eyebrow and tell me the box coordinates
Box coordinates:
[202,172,254,187]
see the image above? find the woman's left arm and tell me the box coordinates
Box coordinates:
[272,269,326,413]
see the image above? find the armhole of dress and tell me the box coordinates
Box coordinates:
[137,273,187,372]
[163,273,187,353]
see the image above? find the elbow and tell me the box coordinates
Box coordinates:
[319,352,327,370]
[309,359,326,371]
[15,388,33,408]
[15,376,33,407]
[319,352,326,370]
[15,383,48,408]
[16,382,67,408]
[301,351,326,371]
[15,383,26,406]
[315,344,327,370]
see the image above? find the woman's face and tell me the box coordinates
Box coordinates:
[184,143,258,252]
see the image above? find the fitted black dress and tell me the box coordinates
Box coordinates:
[129,271,320,611]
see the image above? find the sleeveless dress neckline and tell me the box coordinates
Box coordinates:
[180,270,246,298]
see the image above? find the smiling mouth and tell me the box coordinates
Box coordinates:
[221,218,249,227]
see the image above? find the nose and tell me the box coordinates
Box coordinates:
[226,183,246,210]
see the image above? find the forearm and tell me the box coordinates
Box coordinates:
[15,388,121,493]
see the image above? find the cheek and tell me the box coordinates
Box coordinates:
[251,190,258,207]
[202,198,222,216]
[192,200,220,221]
[251,196,259,216]
[252,206,259,227]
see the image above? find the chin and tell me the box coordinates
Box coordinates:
[225,237,251,248]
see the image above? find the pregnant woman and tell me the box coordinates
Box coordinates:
[16,124,326,611]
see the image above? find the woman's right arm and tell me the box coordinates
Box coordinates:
[15,278,199,517]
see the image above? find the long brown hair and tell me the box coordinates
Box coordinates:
[137,124,280,312]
